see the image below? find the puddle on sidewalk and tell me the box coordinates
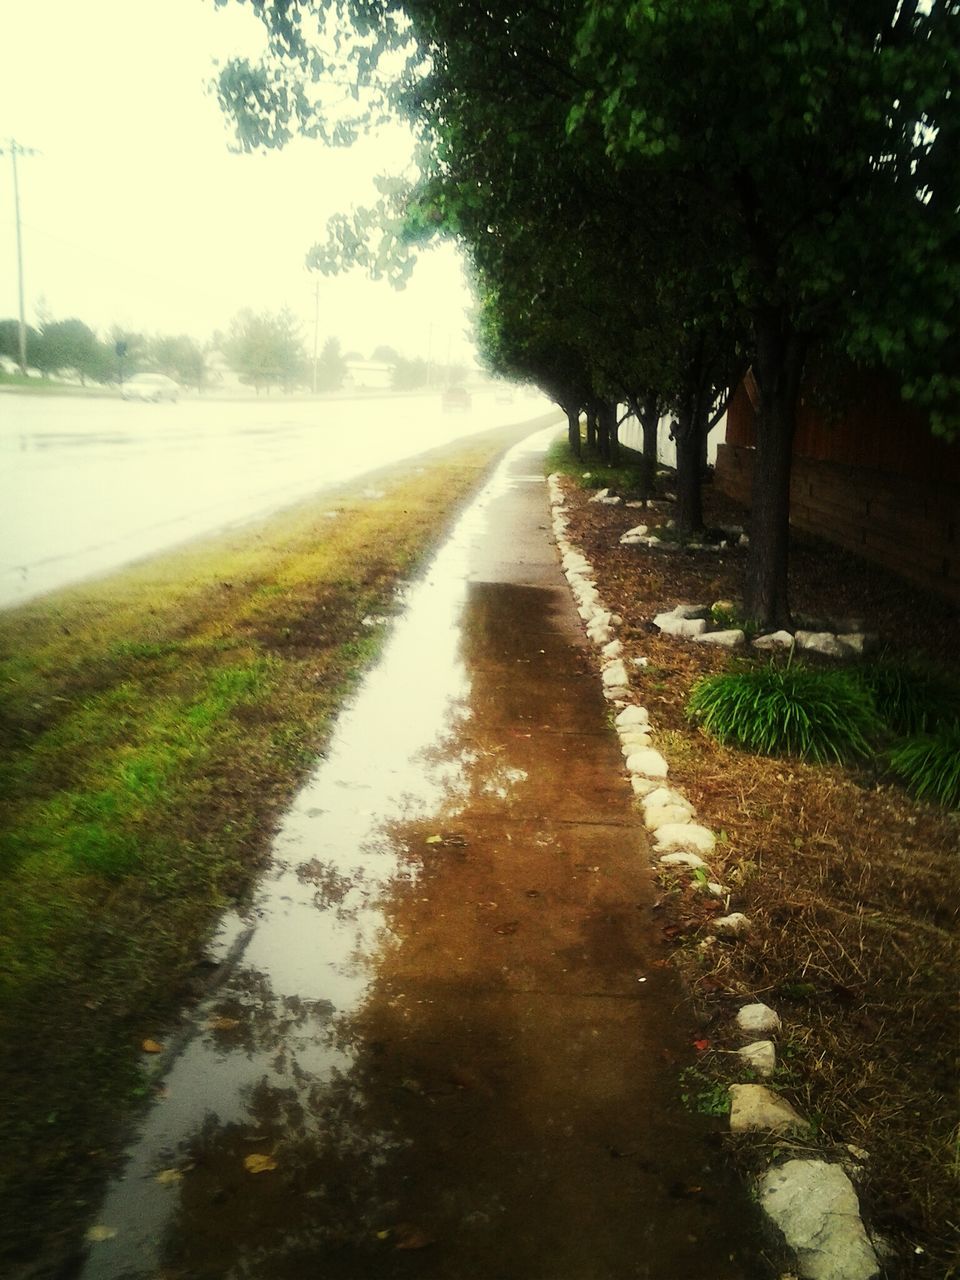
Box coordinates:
[76,430,770,1280]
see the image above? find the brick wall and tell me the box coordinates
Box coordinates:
[715,441,960,604]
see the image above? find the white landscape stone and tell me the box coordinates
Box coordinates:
[602,660,630,688]
[707,881,727,898]
[736,1003,782,1036]
[598,495,622,505]
[737,1040,777,1077]
[713,912,752,938]
[620,733,653,756]
[588,488,610,502]
[837,633,874,655]
[653,823,716,855]
[795,630,848,658]
[625,748,669,778]
[642,786,692,813]
[563,556,592,575]
[642,788,695,830]
[644,803,695,831]
[672,603,709,619]
[654,613,709,638]
[616,705,650,728]
[693,628,746,648]
[729,1084,806,1134]
[602,639,623,659]
[752,630,795,650]
[630,775,660,798]
[659,851,709,869]
[620,524,649,542]
[758,1160,880,1280]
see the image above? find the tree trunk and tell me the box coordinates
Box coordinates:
[744,315,807,629]
[586,410,597,452]
[673,404,705,534]
[599,401,619,465]
[566,407,581,459]
[640,398,659,500]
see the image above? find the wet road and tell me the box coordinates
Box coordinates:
[0,390,545,608]
[78,429,767,1279]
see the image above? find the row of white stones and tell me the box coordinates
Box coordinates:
[547,472,880,1280]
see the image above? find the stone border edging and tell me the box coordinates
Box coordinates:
[547,473,881,1280]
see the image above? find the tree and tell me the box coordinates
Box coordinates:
[223,308,306,393]
[33,318,111,385]
[214,0,958,626]
[147,334,209,390]
[0,318,41,370]
[314,335,347,391]
[573,0,958,623]
[370,344,400,364]
[392,355,428,390]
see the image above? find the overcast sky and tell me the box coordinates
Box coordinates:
[0,0,477,363]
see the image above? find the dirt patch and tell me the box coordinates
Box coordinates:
[558,468,959,1278]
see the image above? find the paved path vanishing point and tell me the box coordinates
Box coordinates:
[79,427,770,1280]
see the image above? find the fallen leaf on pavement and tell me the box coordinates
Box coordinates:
[141,1038,164,1054]
[243,1153,278,1174]
[495,921,519,935]
[693,1038,711,1052]
[207,1016,240,1031]
[425,835,443,845]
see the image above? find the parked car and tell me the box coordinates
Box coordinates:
[441,385,472,412]
[121,373,180,402]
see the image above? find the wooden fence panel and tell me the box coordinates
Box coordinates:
[715,443,960,604]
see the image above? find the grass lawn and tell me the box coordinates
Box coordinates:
[0,415,555,1273]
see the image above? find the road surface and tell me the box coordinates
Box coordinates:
[0,390,545,608]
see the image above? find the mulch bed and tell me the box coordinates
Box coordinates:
[559,470,959,1279]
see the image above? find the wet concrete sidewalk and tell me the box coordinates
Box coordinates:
[79,430,768,1280]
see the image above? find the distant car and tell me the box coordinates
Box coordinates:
[121,373,180,402]
[442,385,471,412]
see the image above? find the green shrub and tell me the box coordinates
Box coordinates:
[855,659,960,736]
[888,727,960,809]
[687,663,880,763]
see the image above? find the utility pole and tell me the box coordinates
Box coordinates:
[311,277,320,394]
[1,138,38,376]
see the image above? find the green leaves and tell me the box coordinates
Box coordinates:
[687,663,881,764]
[888,727,960,810]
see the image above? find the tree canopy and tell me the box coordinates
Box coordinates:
[223,307,307,392]
[213,0,959,625]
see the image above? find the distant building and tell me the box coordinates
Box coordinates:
[343,360,393,390]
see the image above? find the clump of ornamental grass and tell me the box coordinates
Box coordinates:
[687,662,881,764]
[854,658,960,736]
[888,726,960,809]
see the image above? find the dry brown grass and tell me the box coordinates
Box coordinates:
[561,470,959,1278]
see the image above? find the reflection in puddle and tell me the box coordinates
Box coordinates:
[77,430,556,1279]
